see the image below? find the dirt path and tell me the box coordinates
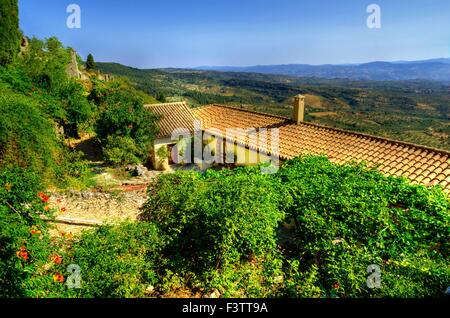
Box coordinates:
[48,186,148,236]
[48,135,165,236]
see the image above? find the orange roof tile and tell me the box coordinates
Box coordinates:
[193,104,450,193]
[145,102,195,139]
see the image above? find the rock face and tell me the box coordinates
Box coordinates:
[66,49,81,79]
[202,289,221,299]
[97,73,113,82]
[20,36,29,54]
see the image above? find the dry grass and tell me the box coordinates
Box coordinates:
[309,111,338,118]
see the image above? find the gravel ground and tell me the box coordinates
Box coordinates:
[46,162,196,237]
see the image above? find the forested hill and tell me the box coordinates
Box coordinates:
[196,58,450,81]
[97,62,450,151]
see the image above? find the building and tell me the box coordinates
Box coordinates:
[145,101,195,170]
[145,96,450,193]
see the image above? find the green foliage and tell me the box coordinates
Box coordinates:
[94,79,159,165]
[103,135,141,165]
[86,54,95,70]
[1,156,448,298]
[139,156,449,298]
[58,80,94,138]
[141,167,285,294]
[1,37,95,138]
[155,91,166,102]
[0,0,21,65]
[278,156,450,297]
[155,145,169,164]
[280,261,322,298]
[0,167,53,297]
[56,149,96,190]
[64,222,161,298]
[0,91,61,183]
[97,62,450,151]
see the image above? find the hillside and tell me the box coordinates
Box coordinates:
[97,62,450,151]
[196,58,450,81]
[1,0,450,301]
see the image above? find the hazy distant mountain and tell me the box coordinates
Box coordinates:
[196,58,450,81]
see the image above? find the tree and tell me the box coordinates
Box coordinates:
[155,91,166,102]
[94,80,160,164]
[86,53,95,70]
[0,0,21,65]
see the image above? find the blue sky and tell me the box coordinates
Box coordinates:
[19,0,450,68]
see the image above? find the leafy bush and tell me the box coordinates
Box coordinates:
[0,167,53,297]
[103,135,141,165]
[0,91,61,183]
[63,222,162,298]
[94,79,159,165]
[58,80,95,138]
[0,0,21,65]
[278,156,450,297]
[2,37,95,138]
[56,149,96,190]
[1,155,448,298]
[139,156,449,298]
[142,167,285,295]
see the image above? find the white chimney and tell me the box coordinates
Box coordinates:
[293,94,305,124]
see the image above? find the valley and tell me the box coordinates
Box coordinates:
[97,63,450,151]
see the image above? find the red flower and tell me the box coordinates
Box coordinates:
[16,246,29,261]
[38,192,50,203]
[332,282,340,289]
[60,207,67,212]
[31,229,42,236]
[51,254,63,265]
[53,273,65,283]
[30,225,41,236]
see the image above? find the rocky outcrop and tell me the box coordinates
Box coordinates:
[19,36,29,54]
[97,73,113,82]
[66,49,81,79]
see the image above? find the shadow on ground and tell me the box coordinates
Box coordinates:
[74,137,103,162]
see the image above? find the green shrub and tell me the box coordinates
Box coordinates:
[142,167,285,294]
[59,81,95,138]
[1,155,447,298]
[278,156,450,297]
[4,37,94,138]
[0,91,61,183]
[279,260,322,298]
[94,79,159,164]
[64,222,162,298]
[103,135,141,165]
[0,0,21,66]
[86,54,95,71]
[0,167,54,297]
[56,149,96,190]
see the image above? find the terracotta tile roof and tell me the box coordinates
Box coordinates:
[145,102,195,139]
[193,104,450,193]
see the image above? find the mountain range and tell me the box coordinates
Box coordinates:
[195,58,450,81]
